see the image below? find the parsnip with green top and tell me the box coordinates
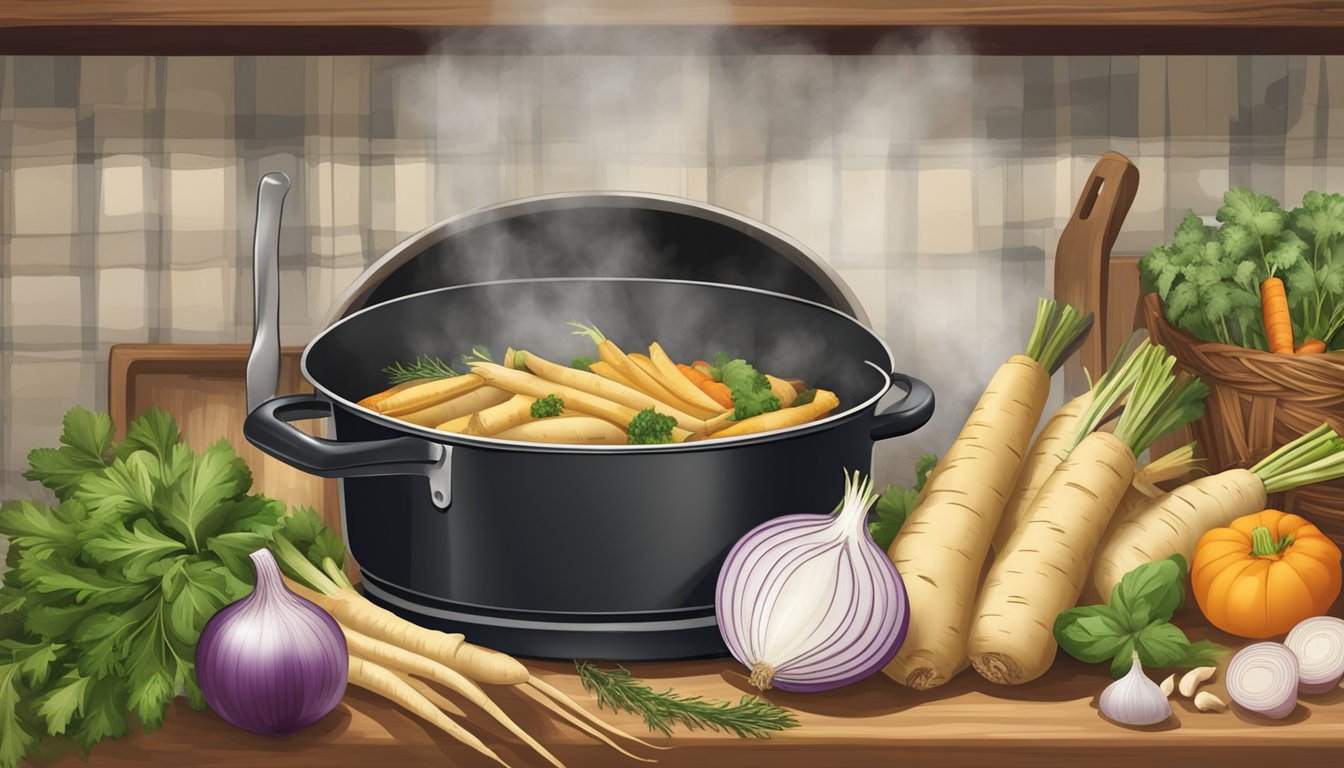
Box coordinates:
[990,339,1141,553]
[883,299,1092,690]
[969,343,1209,685]
[1091,423,1344,601]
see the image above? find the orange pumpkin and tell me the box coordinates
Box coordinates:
[1192,510,1342,639]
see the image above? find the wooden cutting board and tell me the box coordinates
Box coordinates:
[107,343,342,533]
[1054,151,1141,397]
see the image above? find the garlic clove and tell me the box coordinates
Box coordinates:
[1193,691,1229,713]
[1099,652,1173,727]
[1160,674,1175,698]
[1178,666,1216,698]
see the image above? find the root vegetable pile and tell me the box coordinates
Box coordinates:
[358,332,835,446]
[886,292,1344,694]
[882,299,1092,690]
[970,342,1209,685]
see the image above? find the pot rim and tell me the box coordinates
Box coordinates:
[303,276,899,454]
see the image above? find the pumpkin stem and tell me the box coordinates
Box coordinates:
[1250,526,1294,557]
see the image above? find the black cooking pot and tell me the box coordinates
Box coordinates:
[243,174,934,660]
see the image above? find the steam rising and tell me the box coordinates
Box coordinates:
[371,17,1051,486]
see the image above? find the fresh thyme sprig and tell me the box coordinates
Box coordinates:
[574,661,800,739]
[382,354,460,384]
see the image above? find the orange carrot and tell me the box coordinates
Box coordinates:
[1296,339,1327,355]
[677,363,734,409]
[1262,277,1294,354]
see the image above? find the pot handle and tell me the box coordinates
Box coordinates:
[243,394,452,508]
[246,172,290,413]
[870,373,935,441]
[242,172,452,510]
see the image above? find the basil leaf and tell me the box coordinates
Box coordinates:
[1110,555,1187,629]
[1054,604,1130,664]
[1134,621,1192,668]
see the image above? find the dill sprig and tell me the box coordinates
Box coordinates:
[574,661,800,739]
[382,354,460,384]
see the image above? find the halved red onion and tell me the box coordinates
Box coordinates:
[714,471,910,693]
[1284,616,1344,694]
[1226,642,1299,719]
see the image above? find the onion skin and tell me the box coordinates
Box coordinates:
[1284,616,1344,694]
[1226,642,1299,720]
[715,473,910,693]
[196,549,349,736]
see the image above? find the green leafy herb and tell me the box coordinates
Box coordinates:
[530,394,565,419]
[1141,187,1344,351]
[571,356,596,373]
[1054,555,1228,678]
[382,354,460,385]
[705,352,781,421]
[868,453,937,550]
[0,407,289,767]
[626,408,677,445]
[574,661,798,739]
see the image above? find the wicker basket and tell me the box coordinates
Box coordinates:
[1142,292,1344,545]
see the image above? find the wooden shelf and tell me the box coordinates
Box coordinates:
[8,1,1344,28]
[4,1,1344,54]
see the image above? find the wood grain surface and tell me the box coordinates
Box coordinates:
[37,605,1344,768]
[5,0,1344,27]
[107,343,342,541]
[1054,151,1141,397]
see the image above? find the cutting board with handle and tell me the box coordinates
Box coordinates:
[1053,151,1140,396]
[108,344,344,545]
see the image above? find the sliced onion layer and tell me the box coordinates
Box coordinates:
[1226,642,1299,720]
[1284,616,1344,695]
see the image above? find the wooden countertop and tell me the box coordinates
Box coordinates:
[5,1,1344,55]
[39,608,1344,768]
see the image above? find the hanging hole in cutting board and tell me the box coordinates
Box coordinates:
[1078,177,1105,220]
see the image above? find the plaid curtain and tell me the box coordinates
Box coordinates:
[2,54,1340,512]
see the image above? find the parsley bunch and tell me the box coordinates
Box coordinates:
[0,407,315,767]
[700,353,781,421]
[1141,187,1344,351]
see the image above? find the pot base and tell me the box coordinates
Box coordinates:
[359,572,729,661]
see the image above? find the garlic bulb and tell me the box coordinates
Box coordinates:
[1099,652,1172,726]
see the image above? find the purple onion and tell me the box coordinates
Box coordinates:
[715,471,910,692]
[196,548,348,736]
